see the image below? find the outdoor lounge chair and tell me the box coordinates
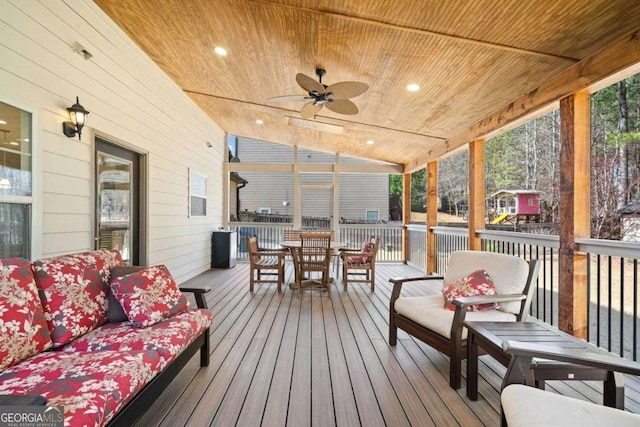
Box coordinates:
[500,340,640,427]
[389,250,540,389]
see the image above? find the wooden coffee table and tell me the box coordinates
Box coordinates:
[464,319,625,409]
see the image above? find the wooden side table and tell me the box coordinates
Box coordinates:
[464,319,625,409]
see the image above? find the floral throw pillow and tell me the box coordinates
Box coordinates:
[31,249,124,346]
[0,258,53,370]
[107,265,145,323]
[110,265,190,328]
[348,240,375,264]
[442,269,500,311]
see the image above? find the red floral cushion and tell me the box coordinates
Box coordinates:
[32,250,124,347]
[347,241,374,264]
[0,258,53,371]
[110,265,190,328]
[0,350,162,426]
[63,309,213,368]
[442,269,500,311]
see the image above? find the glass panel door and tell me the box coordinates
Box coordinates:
[96,139,139,265]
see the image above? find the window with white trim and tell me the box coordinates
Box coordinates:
[0,100,33,258]
[189,169,207,217]
[366,210,380,221]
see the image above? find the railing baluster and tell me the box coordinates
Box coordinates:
[634,259,638,361]
[597,254,601,348]
[608,256,613,353]
[587,254,591,344]
[620,258,625,357]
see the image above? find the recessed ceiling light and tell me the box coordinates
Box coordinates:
[255,119,264,125]
[214,46,227,56]
[0,120,6,125]
[366,140,375,145]
[406,83,420,92]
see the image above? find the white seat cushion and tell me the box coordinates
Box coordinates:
[394,296,515,339]
[502,384,640,427]
[444,251,530,314]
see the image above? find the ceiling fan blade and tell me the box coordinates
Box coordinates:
[300,102,323,119]
[266,95,309,102]
[296,73,325,94]
[326,99,359,115]
[325,81,369,100]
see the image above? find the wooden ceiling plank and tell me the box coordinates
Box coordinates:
[249,0,580,62]
[406,28,640,172]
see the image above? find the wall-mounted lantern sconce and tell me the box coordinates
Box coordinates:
[62,97,90,141]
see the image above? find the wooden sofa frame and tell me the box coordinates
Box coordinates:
[389,258,540,389]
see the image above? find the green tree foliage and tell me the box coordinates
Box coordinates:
[411,169,426,212]
[389,174,402,196]
[389,171,427,214]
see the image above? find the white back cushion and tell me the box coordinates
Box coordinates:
[442,251,530,314]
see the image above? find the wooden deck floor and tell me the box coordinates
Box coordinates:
[134,262,640,426]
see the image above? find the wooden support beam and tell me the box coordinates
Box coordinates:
[402,173,411,264]
[427,161,438,274]
[558,92,590,339]
[468,139,485,250]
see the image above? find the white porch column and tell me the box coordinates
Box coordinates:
[293,145,302,229]
[333,153,340,237]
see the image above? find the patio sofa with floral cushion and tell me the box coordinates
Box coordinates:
[0,249,212,427]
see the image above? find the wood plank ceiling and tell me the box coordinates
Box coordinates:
[95,0,640,170]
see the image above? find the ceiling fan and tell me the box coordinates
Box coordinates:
[267,68,368,119]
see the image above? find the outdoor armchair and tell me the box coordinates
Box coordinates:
[501,340,640,427]
[389,250,540,389]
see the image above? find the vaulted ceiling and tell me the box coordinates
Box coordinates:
[96,0,640,170]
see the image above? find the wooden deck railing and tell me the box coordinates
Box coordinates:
[228,222,403,262]
[426,226,640,361]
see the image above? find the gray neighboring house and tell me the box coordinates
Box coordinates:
[234,136,390,222]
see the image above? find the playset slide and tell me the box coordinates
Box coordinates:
[492,212,510,224]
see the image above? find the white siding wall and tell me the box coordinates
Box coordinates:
[0,1,225,282]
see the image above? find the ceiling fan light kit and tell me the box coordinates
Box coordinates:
[267,68,368,119]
